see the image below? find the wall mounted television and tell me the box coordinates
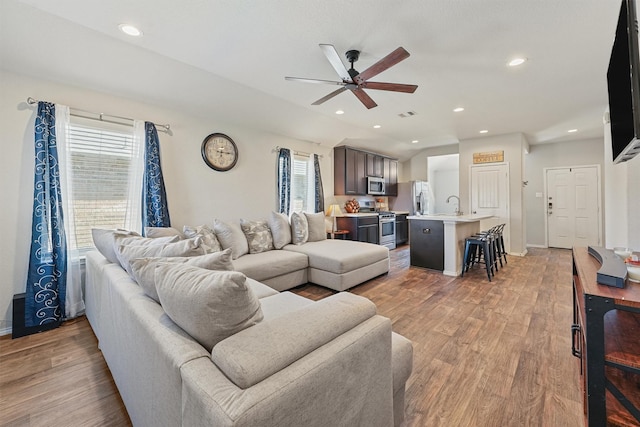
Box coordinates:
[607,0,640,163]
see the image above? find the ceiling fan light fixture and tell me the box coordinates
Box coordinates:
[119,24,143,37]
[508,57,527,67]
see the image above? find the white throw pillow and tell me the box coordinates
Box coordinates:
[155,264,263,352]
[91,228,140,264]
[268,211,291,249]
[240,219,274,254]
[144,227,184,239]
[115,237,207,276]
[183,224,222,252]
[129,249,233,302]
[213,219,249,259]
[290,212,309,245]
[304,212,327,242]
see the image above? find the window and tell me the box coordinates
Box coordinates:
[64,115,141,254]
[290,154,315,213]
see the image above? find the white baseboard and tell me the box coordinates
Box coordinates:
[526,244,547,249]
[507,249,528,257]
[0,326,12,337]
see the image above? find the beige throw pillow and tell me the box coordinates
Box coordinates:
[268,211,291,249]
[115,237,207,276]
[213,219,249,259]
[304,212,327,242]
[144,227,184,239]
[155,264,263,352]
[290,212,309,245]
[91,228,140,263]
[129,249,234,302]
[183,224,222,252]
[240,219,274,254]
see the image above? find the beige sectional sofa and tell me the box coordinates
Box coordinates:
[85,250,413,427]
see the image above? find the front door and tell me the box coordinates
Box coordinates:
[470,163,510,253]
[546,166,601,249]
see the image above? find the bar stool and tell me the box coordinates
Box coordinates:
[461,235,493,281]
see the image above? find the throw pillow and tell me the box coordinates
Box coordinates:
[129,249,233,303]
[183,224,223,253]
[268,211,291,249]
[115,237,207,277]
[304,212,327,242]
[144,227,184,239]
[91,228,140,264]
[290,212,308,245]
[212,219,249,259]
[155,264,263,352]
[240,219,274,254]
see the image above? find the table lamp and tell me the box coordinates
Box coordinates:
[326,204,343,239]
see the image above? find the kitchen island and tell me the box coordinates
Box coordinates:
[408,214,493,276]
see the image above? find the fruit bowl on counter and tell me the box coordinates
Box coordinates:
[344,199,360,213]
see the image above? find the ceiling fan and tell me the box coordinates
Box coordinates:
[285,44,418,109]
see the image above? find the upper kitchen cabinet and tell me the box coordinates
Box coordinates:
[334,146,397,196]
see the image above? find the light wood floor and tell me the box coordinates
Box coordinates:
[0,247,582,426]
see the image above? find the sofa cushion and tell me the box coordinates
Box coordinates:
[258,291,313,320]
[183,224,222,252]
[268,211,291,249]
[129,249,234,302]
[305,212,327,242]
[283,240,389,274]
[232,249,308,282]
[240,219,274,254]
[211,292,377,389]
[290,212,308,245]
[92,228,140,263]
[116,237,207,276]
[213,219,249,259]
[245,277,279,299]
[155,264,263,352]
[144,227,184,239]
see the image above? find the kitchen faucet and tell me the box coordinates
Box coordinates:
[446,195,461,215]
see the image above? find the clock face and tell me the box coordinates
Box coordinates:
[201,133,238,171]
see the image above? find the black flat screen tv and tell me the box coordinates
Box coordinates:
[607,0,640,163]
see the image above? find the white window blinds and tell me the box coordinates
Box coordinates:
[291,154,315,213]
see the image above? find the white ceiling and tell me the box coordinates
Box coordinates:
[1,0,622,160]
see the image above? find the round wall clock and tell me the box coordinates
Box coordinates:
[201,133,238,171]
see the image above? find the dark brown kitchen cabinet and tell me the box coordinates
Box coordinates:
[384,158,398,196]
[336,216,379,245]
[366,153,384,177]
[395,214,408,245]
[334,146,366,195]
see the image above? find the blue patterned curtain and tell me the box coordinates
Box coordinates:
[142,122,171,232]
[277,148,291,214]
[313,154,324,213]
[25,102,67,327]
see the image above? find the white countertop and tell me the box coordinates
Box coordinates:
[339,212,379,217]
[407,214,493,223]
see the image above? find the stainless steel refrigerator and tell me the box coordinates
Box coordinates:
[390,181,433,215]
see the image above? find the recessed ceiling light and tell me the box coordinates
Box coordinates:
[373,125,381,129]
[508,57,527,67]
[453,107,465,112]
[411,140,419,144]
[568,128,578,133]
[479,130,489,134]
[119,24,143,37]
[335,110,344,115]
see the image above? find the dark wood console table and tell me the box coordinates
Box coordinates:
[572,247,640,426]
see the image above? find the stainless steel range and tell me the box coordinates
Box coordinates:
[378,211,396,250]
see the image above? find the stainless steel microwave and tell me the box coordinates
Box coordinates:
[367,176,385,195]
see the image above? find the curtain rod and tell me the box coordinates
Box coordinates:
[274,146,323,159]
[26,97,171,133]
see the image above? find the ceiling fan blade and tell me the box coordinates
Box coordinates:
[319,44,352,82]
[361,81,418,93]
[311,87,348,105]
[285,76,346,86]
[351,88,378,109]
[355,47,411,83]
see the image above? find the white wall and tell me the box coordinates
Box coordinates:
[524,138,604,247]
[400,144,458,182]
[0,70,334,334]
[431,170,459,214]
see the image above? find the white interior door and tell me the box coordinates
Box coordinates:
[546,166,600,249]
[470,164,510,253]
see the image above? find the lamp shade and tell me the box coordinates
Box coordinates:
[326,204,343,217]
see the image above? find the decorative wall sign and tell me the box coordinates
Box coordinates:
[473,150,504,164]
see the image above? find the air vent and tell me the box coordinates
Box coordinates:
[398,111,417,118]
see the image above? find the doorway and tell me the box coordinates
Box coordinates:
[545,166,601,249]
[470,163,510,253]
[427,154,459,214]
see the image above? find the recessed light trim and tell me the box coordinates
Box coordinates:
[479,130,489,134]
[568,128,578,133]
[453,107,465,113]
[335,110,344,115]
[508,57,527,67]
[373,124,381,129]
[119,24,143,37]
